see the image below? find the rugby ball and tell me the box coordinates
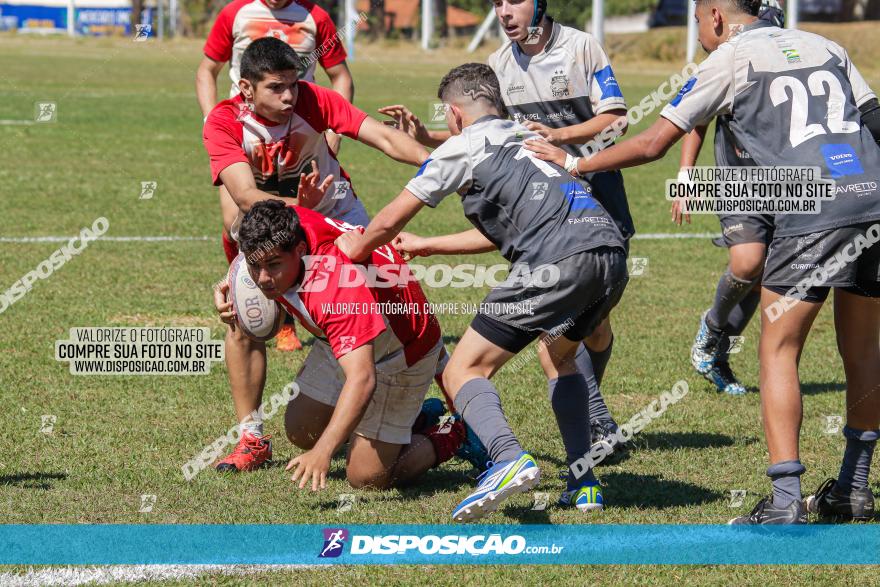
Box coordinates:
[226,253,285,342]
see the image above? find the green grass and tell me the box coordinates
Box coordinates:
[2,31,880,584]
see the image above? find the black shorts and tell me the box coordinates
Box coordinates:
[762,222,880,303]
[471,247,629,354]
[712,214,775,248]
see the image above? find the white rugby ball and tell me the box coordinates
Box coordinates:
[227,253,285,342]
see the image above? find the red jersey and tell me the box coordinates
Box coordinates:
[276,206,441,366]
[203,82,367,220]
[203,0,346,97]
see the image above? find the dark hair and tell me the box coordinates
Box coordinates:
[239,37,303,85]
[696,0,762,16]
[238,200,306,260]
[437,63,506,115]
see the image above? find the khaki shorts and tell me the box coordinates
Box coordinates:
[295,331,442,445]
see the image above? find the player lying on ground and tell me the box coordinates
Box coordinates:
[336,63,629,521]
[214,200,487,490]
[202,36,430,473]
[376,0,634,463]
[526,0,880,524]
[197,0,356,352]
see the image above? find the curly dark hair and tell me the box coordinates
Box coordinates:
[238,200,306,260]
[240,37,303,85]
[437,63,506,116]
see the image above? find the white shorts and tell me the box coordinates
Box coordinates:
[295,331,442,445]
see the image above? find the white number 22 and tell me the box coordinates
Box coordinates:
[769,71,860,148]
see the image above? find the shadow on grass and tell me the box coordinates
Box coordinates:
[0,472,67,490]
[312,468,476,511]
[632,431,754,451]
[801,382,846,395]
[602,472,720,508]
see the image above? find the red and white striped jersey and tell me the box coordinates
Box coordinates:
[204,0,347,97]
[275,206,442,366]
[203,81,367,220]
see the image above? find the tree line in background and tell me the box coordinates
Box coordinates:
[137,0,880,39]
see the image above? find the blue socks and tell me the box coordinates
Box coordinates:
[767,460,806,508]
[838,426,879,491]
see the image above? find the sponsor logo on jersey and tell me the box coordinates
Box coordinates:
[836,181,878,196]
[561,181,598,210]
[319,528,349,558]
[594,65,623,100]
[545,105,577,122]
[781,48,801,64]
[821,144,864,178]
[670,77,697,108]
[507,84,526,97]
[723,223,744,235]
[550,69,570,98]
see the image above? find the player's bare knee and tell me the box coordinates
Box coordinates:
[346,469,392,490]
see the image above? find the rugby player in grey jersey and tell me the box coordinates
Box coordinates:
[378,0,634,464]
[336,63,629,521]
[527,0,880,524]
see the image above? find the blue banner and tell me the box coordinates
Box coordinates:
[3,524,880,565]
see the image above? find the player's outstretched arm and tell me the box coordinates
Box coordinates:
[286,343,376,491]
[393,228,496,260]
[378,105,450,149]
[526,117,686,175]
[335,189,425,262]
[196,56,225,118]
[524,110,628,146]
[357,117,431,167]
[218,162,289,213]
[671,124,708,225]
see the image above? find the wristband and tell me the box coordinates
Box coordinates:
[564,153,580,176]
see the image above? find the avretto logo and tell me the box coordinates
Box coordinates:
[319,528,349,558]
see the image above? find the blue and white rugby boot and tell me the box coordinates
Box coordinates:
[451,452,540,522]
[559,480,604,512]
[691,310,723,375]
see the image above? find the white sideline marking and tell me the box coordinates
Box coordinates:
[0,564,309,586]
[0,236,213,243]
[0,120,36,126]
[0,233,719,243]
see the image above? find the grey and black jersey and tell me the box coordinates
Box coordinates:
[662,19,880,238]
[488,20,634,240]
[405,116,625,267]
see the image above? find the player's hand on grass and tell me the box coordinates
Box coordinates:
[670,200,691,225]
[296,159,333,210]
[213,279,236,331]
[378,104,431,144]
[524,138,568,168]
[286,447,331,491]
[523,121,563,145]
[392,232,431,261]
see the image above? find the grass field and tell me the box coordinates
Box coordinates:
[2,26,880,584]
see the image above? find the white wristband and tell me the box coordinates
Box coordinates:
[564,154,580,176]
